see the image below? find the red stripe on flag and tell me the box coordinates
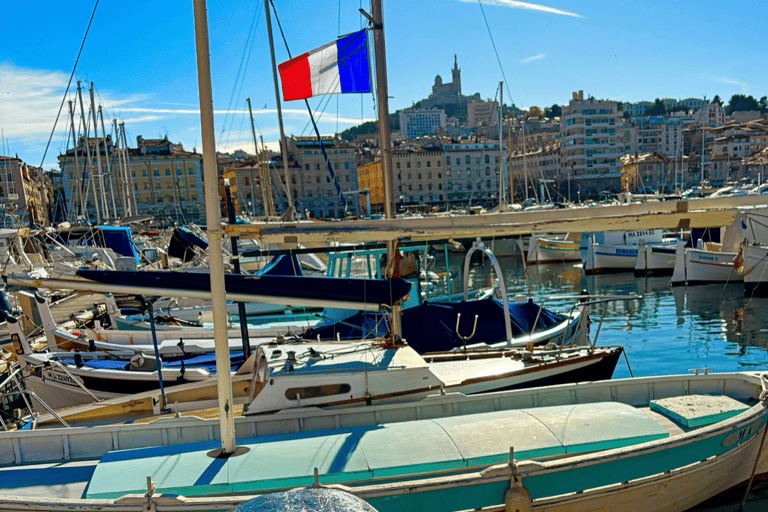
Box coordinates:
[278,52,312,101]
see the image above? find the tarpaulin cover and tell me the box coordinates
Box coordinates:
[76,269,411,307]
[254,254,304,277]
[168,227,208,262]
[303,297,568,353]
[98,226,141,264]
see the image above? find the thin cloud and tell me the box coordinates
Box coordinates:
[716,77,748,92]
[456,0,583,18]
[521,53,546,63]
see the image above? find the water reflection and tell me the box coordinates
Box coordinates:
[433,251,768,374]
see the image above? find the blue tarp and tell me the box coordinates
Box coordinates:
[303,297,568,353]
[254,254,304,277]
[99,225,140,265]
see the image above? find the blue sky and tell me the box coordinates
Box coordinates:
[1,0,766,170]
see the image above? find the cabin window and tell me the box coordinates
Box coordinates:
[285,384,351,400]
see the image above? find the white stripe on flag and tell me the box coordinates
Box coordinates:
[309,43,341,96]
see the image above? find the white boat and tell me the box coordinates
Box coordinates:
[634,239,678,276]
[670,216,747,285]
[581,229,666,274]
[535,233,580,263]
[4,306,623,414]
[670,239,743,285]
[0,371,766,512]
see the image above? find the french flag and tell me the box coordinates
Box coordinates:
[278,30,371,101]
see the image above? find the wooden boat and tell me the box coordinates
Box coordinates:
[0,371,766,512]
[535,233,580,264]
[634,240,677,276]
[3,301,622,414]
[580,229,666,274]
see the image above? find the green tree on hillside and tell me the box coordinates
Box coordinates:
[726,94,759,115]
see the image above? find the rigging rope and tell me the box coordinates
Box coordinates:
[268,0,349,214]
[477,0,515,106]
[39,0,100,170]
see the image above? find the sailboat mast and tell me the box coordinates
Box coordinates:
[192,0,236,455]
[99,106,118,219]
[89,83,109,220]
[67,100,82,220]
[370,0,402,338]
[264,0,293,214]
[77,81,101,224]
[498,81,503,209]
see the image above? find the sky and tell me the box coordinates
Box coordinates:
[1,0,767,170]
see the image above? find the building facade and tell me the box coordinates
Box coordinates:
[59,136,203,225]
[560,91,625,198]
[398,108,448,138]
[287,136,358,219]
[443,141,504,208]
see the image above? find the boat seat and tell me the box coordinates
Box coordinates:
[85,401,668,499]
[649,394,748,428]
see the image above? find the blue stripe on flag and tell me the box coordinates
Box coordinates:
[336,30,371,94]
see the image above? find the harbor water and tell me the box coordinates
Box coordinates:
[438,251,768,511]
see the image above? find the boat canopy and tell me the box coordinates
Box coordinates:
[304,297,567,352]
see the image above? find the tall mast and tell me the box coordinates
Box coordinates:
[369,0,401,338]
[498,81,503,209]
[89,83,109,220]
[113,119,128,217]
[192,0,236,455]
[247,98,273,217]
[77,81,100,224]
[99,106,117,219]
[264,0,293,214]
[120,122,139,215]
[67,100,82,220]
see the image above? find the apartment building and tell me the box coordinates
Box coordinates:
[287,136,358,219]
[392,148,445,208]
[0,156,52,225]
[560,91,625,197]
[59,136,203,225]
[443,140,504,208]
[398,108,447,138]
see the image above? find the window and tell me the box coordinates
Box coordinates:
[305,164,310,171]
[344,162,350,169]
[153,169,159,176]
[427,161,431,167]
[416,161,421,168]
[418,173,422,179]
[438,183,442,190]
[69,172,74,179]
[455,158,460,165]
[334,163,339,169]
[396,162,400,169]
[165,169,171,176]
[176,167,182,175]
[427,172,431,179]
[437,160,441,167]
[188,168,194,175]
[244,177,250,186]
[406,162,411,168]
[142,170,147,177]
[316,164,321,170]
[446,156,450,165]
[485,167,490,176]
[465,155,470,164]
[157,197,163,203]
[484,155,490,164]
